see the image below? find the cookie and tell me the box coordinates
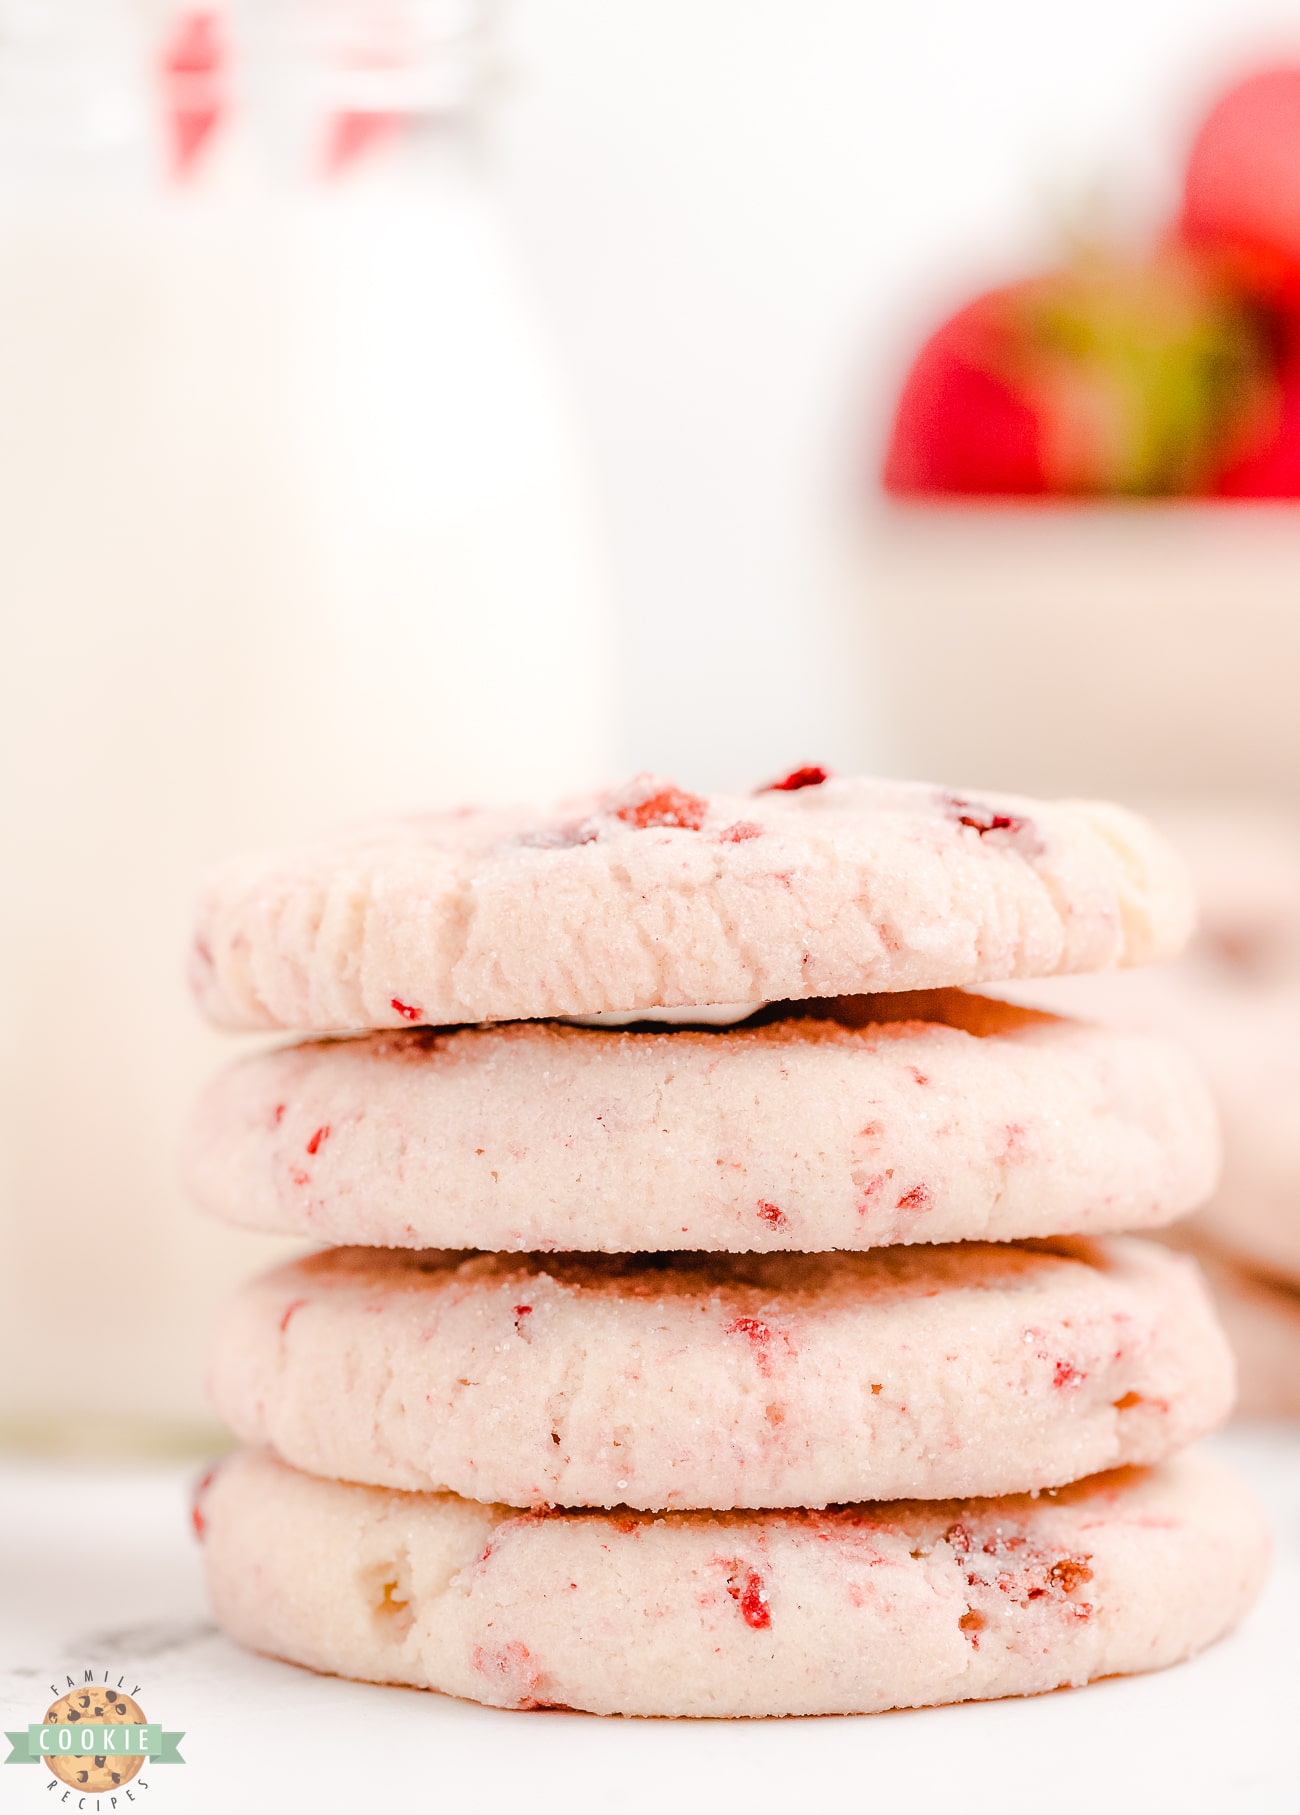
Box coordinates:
[41,1689,146,1792]
[185,990,1217,1253]
[1154,802,1300,981]
[1010,964,1300,1290]
[1187,983,1300,1288]
[188,773,1193,1031]
[1166,1236,1300,1419]
[210,1237,1233,1509]
[1207,1259,1300,1419]
[200,1446,1266,1718]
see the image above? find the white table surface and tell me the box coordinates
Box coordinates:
[3,1425,1297,1815]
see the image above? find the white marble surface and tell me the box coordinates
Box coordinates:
[3,1426,1297,1815]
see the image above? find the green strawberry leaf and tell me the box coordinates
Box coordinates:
[1002,253,1276,494]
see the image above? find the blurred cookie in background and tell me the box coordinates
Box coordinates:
[1165,1233,1300,1420]
[1157,804,1300,984]
[1002,800,1300,1406]
[1173,977,1300,1289]
[1210,1264,1300,1419]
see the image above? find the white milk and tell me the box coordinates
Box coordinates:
[0,4,616,1445]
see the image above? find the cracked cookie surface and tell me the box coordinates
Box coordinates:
[188,773,1194,1031]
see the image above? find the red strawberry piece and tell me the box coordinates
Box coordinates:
[761,764,831,793]
[615,785,708,832]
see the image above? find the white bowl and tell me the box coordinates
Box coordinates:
[866,501,1300,800]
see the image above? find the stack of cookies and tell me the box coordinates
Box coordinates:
[186,772,1267,1718]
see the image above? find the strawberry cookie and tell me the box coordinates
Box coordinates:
[200,1445,1267,1718]
[209,1237,1233,1509]
[188,773,1193,1032]
[1190,1245,1300,1418]
[186,990,1216,1253]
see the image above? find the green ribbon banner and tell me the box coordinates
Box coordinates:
[5,1724,185,1764]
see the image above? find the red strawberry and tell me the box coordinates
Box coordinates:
[1182,66,1300,306]
[883,286,1049,495]
[883,252,1276,497]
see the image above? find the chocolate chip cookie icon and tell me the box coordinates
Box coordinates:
[42,1688,146,1791]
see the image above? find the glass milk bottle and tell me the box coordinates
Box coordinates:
[0,0,617,1449]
